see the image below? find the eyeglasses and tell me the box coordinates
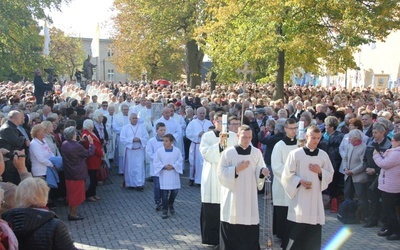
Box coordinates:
[102,105,108,107]
[26,106,32,108]
[230,123,240,126]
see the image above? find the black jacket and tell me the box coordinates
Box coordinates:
[259,131,285,165]
[2,208,77,250]
[0,120,26,153]
[363,137,392,181]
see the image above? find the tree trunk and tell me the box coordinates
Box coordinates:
[210,71,217,91]
[186,39,204,88]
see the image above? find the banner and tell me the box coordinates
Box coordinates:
[91,23,100,58]
[44,22,50,56]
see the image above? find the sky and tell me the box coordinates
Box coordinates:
[46,0,115,39]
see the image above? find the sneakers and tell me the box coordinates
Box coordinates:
[188,180,194,186]
[155,204,162,211]
[161,211,168,219]
[169,206,175,215]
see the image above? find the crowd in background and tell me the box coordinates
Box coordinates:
[0,73,400,248]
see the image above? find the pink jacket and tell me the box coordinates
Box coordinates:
[373,147,400,193]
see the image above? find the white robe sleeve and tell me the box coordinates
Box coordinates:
[254,149,267,190]
[271,142,285,182]
[199,132,221,164]
[319,151,334,192]
[172,148,183,174]
[120,125,134,149]
[153,149,164,175]
[139,127,149,147]
[282,151,302,199]
[217,149,236,191]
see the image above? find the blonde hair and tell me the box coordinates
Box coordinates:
[15,177,49,208]
[30,124,45,138]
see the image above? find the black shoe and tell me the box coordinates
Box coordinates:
[155,204,162,211]
[363,222,377,228]
[213,245,219,250]
[161,211,168,219]
[137,186,144,191]
[169,206,175,215]
[387,234,400,241]
[188,180,194,186]
[378,229,392,237]
[68,214,84,221]
[146,177,153,182]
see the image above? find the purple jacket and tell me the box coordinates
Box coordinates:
[373,147,400,193]
[61,140,95,180]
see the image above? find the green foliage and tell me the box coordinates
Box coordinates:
[112,0,203,85]
[197,0,400,96]
[46,28,85,80]
[0,0,68,81]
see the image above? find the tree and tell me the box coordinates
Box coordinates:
[112,0,204,87]
[47,28,85,80]
[197,0,400,100]
[0,0,69,81]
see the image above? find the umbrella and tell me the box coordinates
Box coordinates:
[155,79,171,87]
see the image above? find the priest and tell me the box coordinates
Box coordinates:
[218,125,270,250]
[120,113,149,190]
[282,125,334,249]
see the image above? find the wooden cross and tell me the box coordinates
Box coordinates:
[236,61,255,82]
[236,62,255,124]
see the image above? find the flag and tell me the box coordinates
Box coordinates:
[91,23,100,58]
[44,22,50,55]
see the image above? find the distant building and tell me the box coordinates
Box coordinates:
[81,38,129,83]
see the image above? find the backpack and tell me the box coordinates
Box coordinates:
[337,199,358,224]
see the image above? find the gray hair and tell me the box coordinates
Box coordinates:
[83,119,94,130]
[348,129,363,141]
[7,110,21,119]
[372,123,387,133]
[64,126,76,140]
[275,123,285,133]
[92,109,103,122]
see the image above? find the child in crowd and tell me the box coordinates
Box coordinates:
[154,134,183,219]
[146,122,166,211]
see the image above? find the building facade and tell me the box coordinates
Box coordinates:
[82,38,128,83]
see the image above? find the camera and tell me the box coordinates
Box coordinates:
[3,151,17,159]
[82,135,88,140]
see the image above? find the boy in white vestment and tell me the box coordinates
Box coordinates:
[282,125,334,250]
[218,125,270,250]
[154,134,183,219]
[146,122,166,211]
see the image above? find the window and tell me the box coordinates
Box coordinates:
[107,69,114,81]
[107,48,113,57]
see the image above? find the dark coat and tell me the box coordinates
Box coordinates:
[2,208,77,250]
[318,131,344,171]
[0,120,26,153]
[363,137,392,181]
[60,140,94,180]
[33,75,53,104]
[249,117,267,147]
[259,131,285,166]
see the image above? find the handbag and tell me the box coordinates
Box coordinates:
[97,160,109,182]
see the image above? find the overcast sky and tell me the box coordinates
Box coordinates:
[47,0,115,39]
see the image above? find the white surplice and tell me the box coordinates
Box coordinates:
[153,146,183,190]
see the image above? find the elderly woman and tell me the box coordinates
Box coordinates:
[342,129,368,220]
[61,126,94,220]
[29,124,54,178]
[82,119,104,202]
[41,121,60,156]
[2,178,77,249]
[373,132,400,240]
[92,109,108,153]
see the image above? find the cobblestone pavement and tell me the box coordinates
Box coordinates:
[51,165,397,250]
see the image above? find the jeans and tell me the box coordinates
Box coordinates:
[153,176,161,205]
[161,189,179,211]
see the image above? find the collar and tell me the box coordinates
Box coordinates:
[234,144,251,155]
[213,129,220,137]
[164,147,173,152]
[283,136,297,145]
[303,146,319,156]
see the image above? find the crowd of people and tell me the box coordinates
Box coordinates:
[0,70,400,249]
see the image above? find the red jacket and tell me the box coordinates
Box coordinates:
[82,130,104,170]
